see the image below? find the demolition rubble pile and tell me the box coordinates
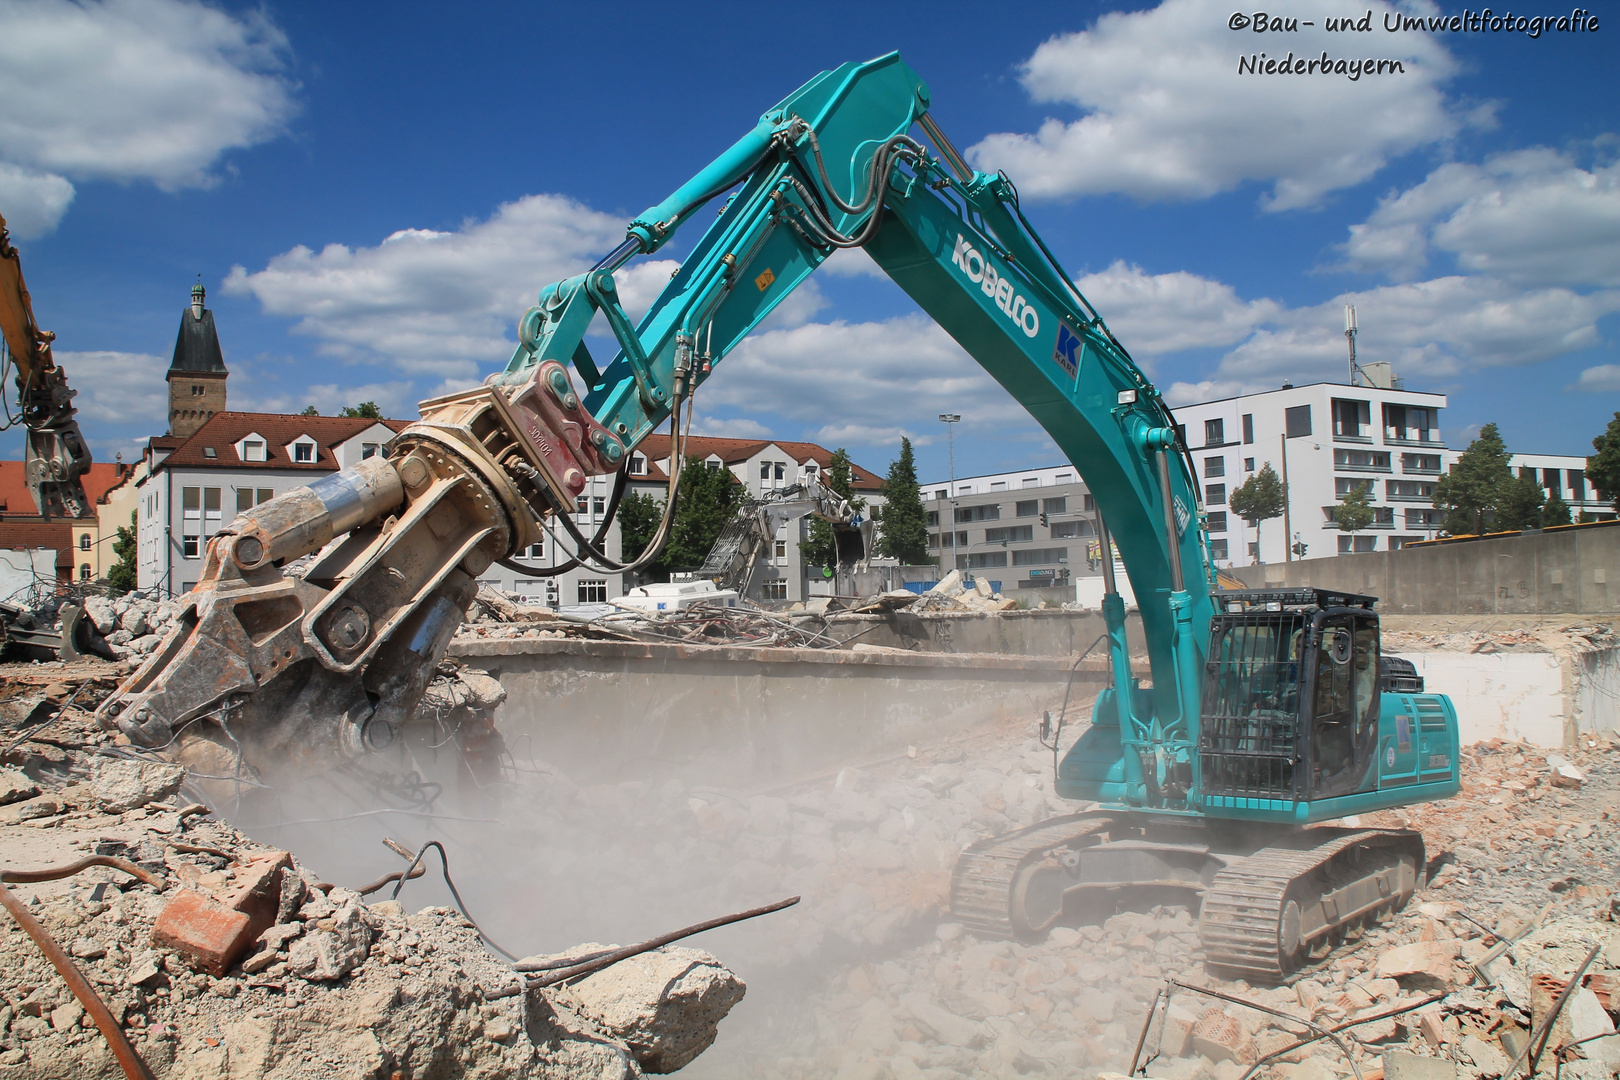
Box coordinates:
[1385,623,1620,658]
[703,737,1619,1080]
[456,587,839,648]
[909,570,1020,614]
[0,672,747,1079]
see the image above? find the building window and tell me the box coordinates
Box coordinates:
[1016,500,1039,518]
[926,511,939,527]
[1285,405,1312,438]
[1405,508,1443,528]
[1569,470,1587,501]
[79,533,91,551]
[1210,539,1230,561]
[593,497,606,514]
[577,580,607,604]
[1402,453,1442,474]
[1384,404,1437,443]
[1248,542,1260,559]
[1205,484,1226,506]
[958,551,1007,569]
[1043,497,1066,516]
[985,525,1034,545]
[1082,494,1095,512]
[1241,414,1254,445]
[79,563,91,581]
[629,455,646,476]
[361,442,381,459]
[241,439,266,462]
[1012,547,1067,567]
[1022,477,1039,489]
[1389,536,1423,550]
[1204,457,1225,478]
[762,579,788,601]
[1244,458,1256,472]
[1055,472,1072,484]
[1542,468,1560,492]
[183,486,200,522]
[1332,399,1371,439]
[237,488,253,513]
[528,540,544,559]
[183,535,200,558]
[1335,448,1391,470]
[955,504,1000,523]
[1207,512,1228,533]
[204,488,221,534]
[1051,520,1092,539]
[292,440,315,463]
[990,481,1008,491]
[934,489,947,500]
[1338,535,1377,553]
[1385,479,1435,501]
[1335,478,1375,499]
[1204,418,1225,446]
[576,496,588,514]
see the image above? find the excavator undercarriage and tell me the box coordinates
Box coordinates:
[950,813,1423,980]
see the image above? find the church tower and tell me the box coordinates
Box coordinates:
[167,281,228,438]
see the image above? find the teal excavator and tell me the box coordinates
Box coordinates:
[96,54,1460,978]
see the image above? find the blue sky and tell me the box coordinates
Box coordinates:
[1,0,1615,486]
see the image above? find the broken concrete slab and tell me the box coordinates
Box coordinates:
[561,944,745,1073]
[88,754,184,813]
[1375,940,1460,988]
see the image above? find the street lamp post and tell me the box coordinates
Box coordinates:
[939,414,960,562]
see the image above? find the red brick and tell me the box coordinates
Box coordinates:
[151,890,254,977]
[216,850,291,940]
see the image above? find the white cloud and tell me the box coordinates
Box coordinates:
[1166,277,1620,401]
[703,315,1030,449]
[53,349,168,428]
[0,163,74,239]
[1076,261,1281,360]
[1572,364,1620,393]
[688,416,773,440]
[969,0,1480,210]
[225,195,670,376]
[0,0,296,199]
[1345,148,1620,286]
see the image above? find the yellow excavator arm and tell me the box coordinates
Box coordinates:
[0,213,93,519]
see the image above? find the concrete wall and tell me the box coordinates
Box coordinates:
[1230,523,1620,614]
[826,607,1147,658]
[449,637,1109,787]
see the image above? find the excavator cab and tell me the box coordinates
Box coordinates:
[1200,588,1381,805]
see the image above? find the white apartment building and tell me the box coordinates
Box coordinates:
[1164,379,1611,568]
[920,465,1102,594]
[477,434,885,606]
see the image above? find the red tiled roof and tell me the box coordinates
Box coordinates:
[153,412,412,473]
[634,434,883,490]
[0,523,74,576]
[0,461,136,517]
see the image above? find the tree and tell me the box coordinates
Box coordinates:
[1433,422,1512,536]
[1497,472,1547,531]
[1228,463,1286,563]
[663,457,743,571]
[300,405,320,416]
[1544,491,1573,526]
[106,512,138,594]
[341,401,382,419]
[1332,483,1375,545]
[617,489,665,579]
[874,437,930,564]
[1585,411,1620,512]
[801,449,866,568]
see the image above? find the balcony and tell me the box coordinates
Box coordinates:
[1385,493,1437,502]
[1401,464,1443,475]
[1385,436,1446,448]
[1335,462,1392,473]
[1332,433,1374,445]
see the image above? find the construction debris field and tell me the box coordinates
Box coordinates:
[2,610,1618,1079]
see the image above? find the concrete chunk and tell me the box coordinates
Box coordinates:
[1375,940,1459,988]
[90,755,185,813]
[564,945,746,1073]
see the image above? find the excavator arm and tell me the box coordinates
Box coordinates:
[95,55,1212,812]
[0,214,94,520]
[698,481,870,596]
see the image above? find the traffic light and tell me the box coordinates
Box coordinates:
[1292,540,1308,558]
[1039,512,1049,527]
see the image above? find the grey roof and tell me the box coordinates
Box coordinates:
[169,308,227,375]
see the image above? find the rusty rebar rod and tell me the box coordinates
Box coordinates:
[520,895,801,988]
[1514,942,1602,1078]
[1,855,164,889]
[0,861,160,1080]
[357,863,426,897]
[1166,980,1363,1080]
[1235,993,1448,1080]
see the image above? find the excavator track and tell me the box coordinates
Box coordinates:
[949,813,1115,938]
[1198,828,1424,980]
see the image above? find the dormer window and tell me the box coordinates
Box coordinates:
[629,455,646,476]
[361,442,381,459]
[203,447,217,459]
[236,435,268,463]
[287,437,317,464]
